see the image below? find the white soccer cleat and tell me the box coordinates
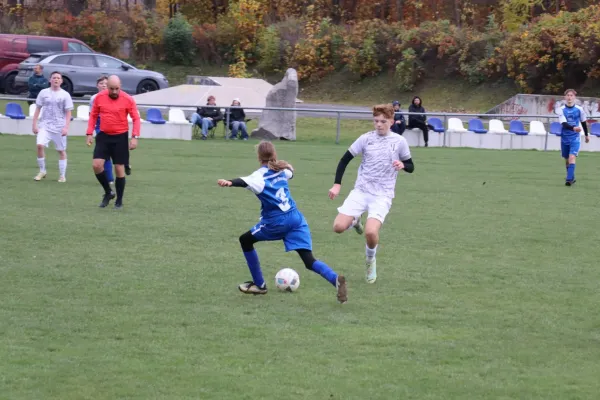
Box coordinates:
[33,172,47,181]
[353,216,364,235]
[58,176,66,183]
[365,258,377,283]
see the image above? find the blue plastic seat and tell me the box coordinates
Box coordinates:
[509,120,528,135]
[146,108,166,124]
[549,122,562,136]
[5,102,25,119]
[428,117,445,132]
[468,119,487,134]
[591,122,600,137]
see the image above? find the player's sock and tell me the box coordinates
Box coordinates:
[311,260,338,287]
[58,159,67,177]
[104,160,114,182]
[567,164,575,181]
[366,244,378,262]
[243,249,265,287]
[95,172,112,194]
[37,157,46,173]
[115,177,126,202]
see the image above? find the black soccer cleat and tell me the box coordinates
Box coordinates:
[99,191,115,208]
[565,179,576,186]
[114,202,123,210]
[125,164,132,176]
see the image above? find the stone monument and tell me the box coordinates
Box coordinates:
[251,68,298,141]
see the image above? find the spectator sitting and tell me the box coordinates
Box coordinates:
[28,64,49,106]
[190,95,223,140]
[407,96,434,147]
[228,98,249,140]
[390,100,406,135]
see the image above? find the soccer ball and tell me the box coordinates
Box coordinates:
[275,268,300,292]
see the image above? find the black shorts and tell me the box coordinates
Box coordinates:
[93,132,129,165]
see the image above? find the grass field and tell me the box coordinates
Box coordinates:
[2,133,600,399]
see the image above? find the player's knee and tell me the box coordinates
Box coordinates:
[92,159,104,172]
[365,229,378,243]
[239,232,255,252]
[332,220,347,234]
[36,144,44,151]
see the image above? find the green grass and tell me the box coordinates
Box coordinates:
[2,133,600,400]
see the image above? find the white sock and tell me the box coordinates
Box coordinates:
[366,244,378,262]
[37,157,46,173]
[59,159,67,177]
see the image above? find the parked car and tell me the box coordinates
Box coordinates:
[14,52,169,96]
[0,34,94,94]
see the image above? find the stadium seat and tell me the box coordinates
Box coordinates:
[529,121,546,135]
[488,119,508,133]
[29,103,37,117]
[77,105,90,120]
[5,103,25,119]
[549,122,562,136]
[468,119,487,134]
[591,122,600,137]
[428,117,445,132]
[448,117,467,132]
[147,108,166,124]
[509,120,528,135]
[168,108,188,123]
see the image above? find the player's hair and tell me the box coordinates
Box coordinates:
[97,75,108,84]
[564,89,577,96]
[50,71,62,78]
[372,104,394,120]
[257,141,290,172]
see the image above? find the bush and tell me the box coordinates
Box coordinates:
[163,13,195,65]
[256,25,283,73]
[394,48,423,91]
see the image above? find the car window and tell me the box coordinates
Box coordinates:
[22,55,43,64]
[95,55,122,69]
[27,38,63,53]
[70,55,97,67]
[67,42,81,52]
[79,44,94,53]
[50,55,72,65]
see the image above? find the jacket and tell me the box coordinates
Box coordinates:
[228,108,246,123]
[197,105,223,122]
[28,74,49,99]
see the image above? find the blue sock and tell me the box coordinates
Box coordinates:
[567,164,575,181]
[243,250,264,287]
[104,160,114,182]
[311,260,338,287]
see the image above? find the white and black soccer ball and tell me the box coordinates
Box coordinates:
[275,268,300,292]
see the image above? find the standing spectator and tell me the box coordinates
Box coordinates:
[228,98,249,140]
[407,96,433,147]
[86,75,140,209]
[390,100,405,135]
[190,95,223,140]
[27,64,49,106]
[32,71,73,183]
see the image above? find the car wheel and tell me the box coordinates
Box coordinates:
[5,72,24,95]
[136,79,159,94]
[61,78,73,95]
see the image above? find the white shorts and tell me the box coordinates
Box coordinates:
[36,128,67,151]
[337,189,393,223]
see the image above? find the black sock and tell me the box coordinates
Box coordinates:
[95,172,112,194]
[115,177,126,203]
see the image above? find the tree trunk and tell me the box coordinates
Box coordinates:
[66,0,87,15]
[396,0,402,22]
[454,0,461,26]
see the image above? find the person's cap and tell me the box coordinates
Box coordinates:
[392,100,400,106]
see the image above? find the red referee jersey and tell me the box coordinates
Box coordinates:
[86,90,141,137]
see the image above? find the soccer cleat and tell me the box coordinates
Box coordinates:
[238,281,267,295]
[114,201,123,210]
[33,172,47,181]
[353,216,364,235]
[99,191,116,208]
[565,179,576,186]
[125,165,132,176]
[336,275,347,304]
[58,176,66,183]
[365,258,377,284]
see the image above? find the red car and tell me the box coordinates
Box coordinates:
[0,34,94,94]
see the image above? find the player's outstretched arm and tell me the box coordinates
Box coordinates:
[217,178,248,188]
[329,150,354,199]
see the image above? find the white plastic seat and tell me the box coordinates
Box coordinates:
[489,119,508,133]
[529,120,547,135]
[77,105,90,120]
[168,108,188,123]
[448,117,467,132]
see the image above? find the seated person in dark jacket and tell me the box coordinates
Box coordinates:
[228,98,249,140]
[190,95,223,139]
[407,96,434,147]
[390,100,405,135]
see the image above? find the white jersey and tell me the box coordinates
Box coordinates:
[348,131,411,198]
[35,88,74,133]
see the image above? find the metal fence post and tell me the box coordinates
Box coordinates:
[336,111,341,144]
[443,114,448,147]
[225,107,230,140]
[544,116,549,151]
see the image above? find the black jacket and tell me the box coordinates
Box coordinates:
[408,99,426,125]
[197,105,223,122]
[228,108,246,123]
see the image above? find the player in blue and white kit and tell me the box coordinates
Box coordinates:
[217,141,348,303]
[558,89,589,186]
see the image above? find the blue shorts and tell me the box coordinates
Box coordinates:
[250,209,312,252]
[561,135,580,159]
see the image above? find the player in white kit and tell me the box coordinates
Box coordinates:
[328,104,414,283]
[32,71,74,182]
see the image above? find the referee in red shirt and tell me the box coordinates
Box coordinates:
[86,75,141,209]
